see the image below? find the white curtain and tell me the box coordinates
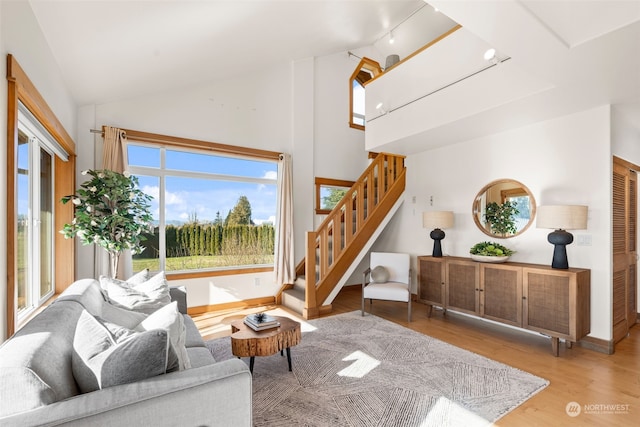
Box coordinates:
[96,126,132,278]
[275,153,295,285]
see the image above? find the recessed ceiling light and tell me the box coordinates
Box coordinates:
[376,102,384,110]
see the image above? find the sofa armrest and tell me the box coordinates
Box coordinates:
[0,359,252,427]
[169,285,188,314]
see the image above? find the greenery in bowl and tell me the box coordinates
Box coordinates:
[470,241,515,257]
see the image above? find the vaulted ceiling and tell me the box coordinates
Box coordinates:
[29,0,428,105]
[28,0,640,139]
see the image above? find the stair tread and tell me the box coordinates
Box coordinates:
[283,287,305,299]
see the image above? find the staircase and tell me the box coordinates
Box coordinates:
[280,152,406,319]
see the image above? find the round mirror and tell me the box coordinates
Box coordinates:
[472,179,536,238]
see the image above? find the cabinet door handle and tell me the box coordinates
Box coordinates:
[522,296,527,300]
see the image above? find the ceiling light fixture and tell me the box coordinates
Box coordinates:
[483,48,496,61]
[375,3,427,46]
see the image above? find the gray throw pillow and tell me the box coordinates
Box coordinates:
[72,310,169,393]
[370,265,390,283]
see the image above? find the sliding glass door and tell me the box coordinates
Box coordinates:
[16,112,56,319]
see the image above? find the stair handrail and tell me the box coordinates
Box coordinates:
[303,152,406,317]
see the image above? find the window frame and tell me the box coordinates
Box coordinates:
[315,177,355,215]
[123,129,281,279]
[348,57,382,131]
[6,54,76,336]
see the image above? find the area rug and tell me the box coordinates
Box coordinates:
[205,311,548,426]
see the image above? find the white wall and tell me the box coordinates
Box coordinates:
[373,106,613,340]
[76,49,370,307]
[314,51,369,182]
[612,107,640,162]
[0,1,77,341]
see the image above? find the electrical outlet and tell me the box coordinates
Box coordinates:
[412,196,416,204]
[254,277,260,286]
[576,235,592,246]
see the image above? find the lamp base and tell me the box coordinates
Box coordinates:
[430,228,445,257]
[547,229,573,269]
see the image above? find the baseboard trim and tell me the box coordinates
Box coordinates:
[578,336,614,355]
[187,296,276,316]
[319,304,333,315]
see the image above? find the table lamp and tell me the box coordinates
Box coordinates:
[536,205,588,269]
[422,211,454,257]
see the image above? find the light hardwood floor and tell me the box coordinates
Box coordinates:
[193,287,639,426]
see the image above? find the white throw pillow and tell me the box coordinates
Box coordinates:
[100,301,149,329]
[135,302,191,370]
[127,268,150,285]
[99,269,149,299]
[100,271,171,314]
[370,265,390,283]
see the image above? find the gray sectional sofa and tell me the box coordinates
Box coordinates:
[0,278,252,426]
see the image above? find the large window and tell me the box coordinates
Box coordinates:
[127,143,278,274]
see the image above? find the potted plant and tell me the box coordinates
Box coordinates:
[484,201,520,236]
[61,169,153,278]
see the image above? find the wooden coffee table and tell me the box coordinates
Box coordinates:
[230,316,301,373]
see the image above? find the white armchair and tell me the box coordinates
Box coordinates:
[361,252,412,322]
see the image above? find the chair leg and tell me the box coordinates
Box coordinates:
[361,294,365,316]
[408,298,412,322]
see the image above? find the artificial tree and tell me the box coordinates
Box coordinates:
[61,169,153,278]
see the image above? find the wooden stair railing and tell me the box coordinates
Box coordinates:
[300,152,406,318]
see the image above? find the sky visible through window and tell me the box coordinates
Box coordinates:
[128,145,277,226]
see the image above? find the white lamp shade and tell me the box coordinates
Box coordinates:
[422,211,454,229]
[536,205,588,230]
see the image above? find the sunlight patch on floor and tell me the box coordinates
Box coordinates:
[337,350,381,378]
[421,396,492,426]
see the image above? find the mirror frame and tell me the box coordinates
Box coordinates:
[472,178,536,239]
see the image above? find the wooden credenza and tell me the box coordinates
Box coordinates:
[417,256,591,356]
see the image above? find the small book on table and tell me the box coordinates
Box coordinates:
[244,314,280,331]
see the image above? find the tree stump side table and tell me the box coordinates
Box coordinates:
[230,316,301,373]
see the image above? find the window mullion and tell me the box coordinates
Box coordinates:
[159,148,166,272]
